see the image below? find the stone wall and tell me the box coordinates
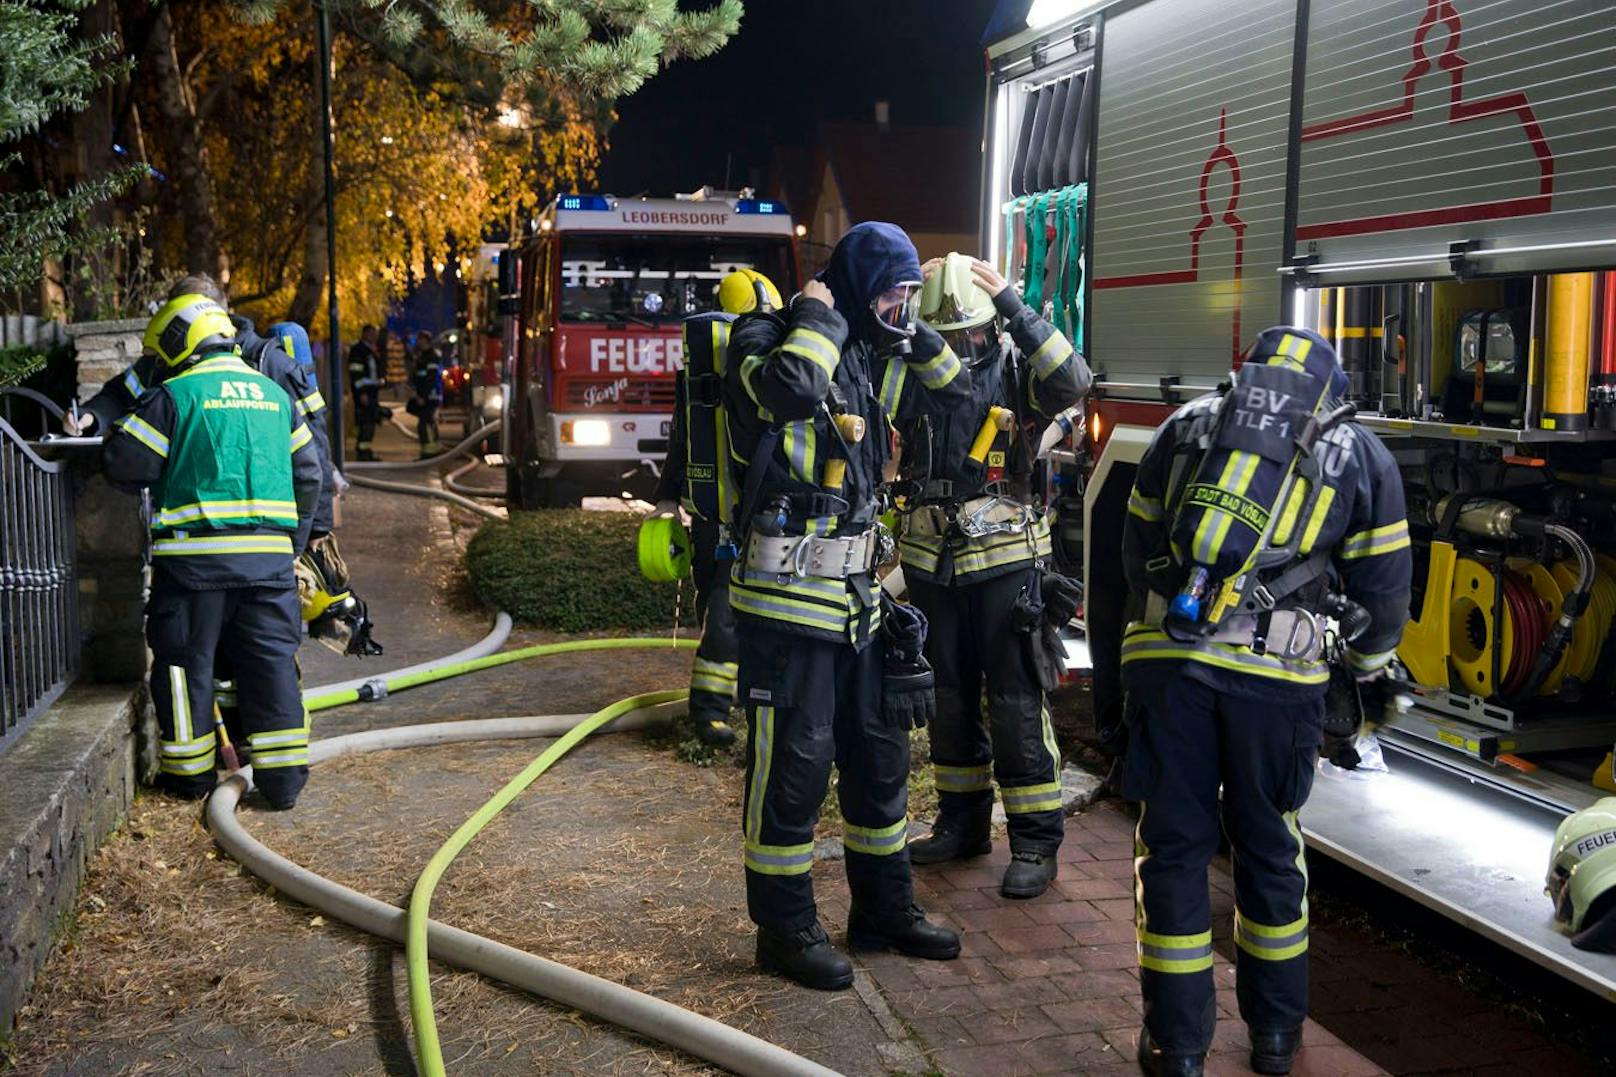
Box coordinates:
[64,318,145,406]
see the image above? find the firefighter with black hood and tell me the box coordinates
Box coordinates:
[723,222,971,990]
[647,268,783,747]
[895,253,1091,900]
[102,295,323,808]
[1119,327,1412,1077]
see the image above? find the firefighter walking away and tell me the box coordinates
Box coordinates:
[1120,327,1412,1076]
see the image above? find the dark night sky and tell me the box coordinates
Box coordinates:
[599,0,1003,197]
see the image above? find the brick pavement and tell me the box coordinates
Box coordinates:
[848,803,1388,1077]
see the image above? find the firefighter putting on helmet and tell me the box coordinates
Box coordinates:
[723,222,972,991]
[1120,327,1413,1077]
[894,252,1091,900]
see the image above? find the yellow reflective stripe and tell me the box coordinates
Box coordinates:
[1120,625,1329,685]
[1269,332,1311,368]
[168,356,248,381]
[248,730,310,749]
[1136,926,1215,974]
[152,534,295,557]
[1197,451,1260,563]
[739,354,767,406]
[251,749,309,769]
[732,566,849,601]
[170,666,192,744]
[161,755,216,776]
[934,763,993,792]
[730,586,850,634]
[152,500,298,528]
[161,730,217,758]
[782,420,816,483]
[1298,486,1337,554]
[1191,453,1242,563]
[1001,776,1062,814]
[118,414,170,458]
[1128,490,1164,523]
[909,343,962,389]
[124,368,145,396]
[745,706,774,844]
[1345,647,1395,672]
[879,358,908,417]
[744,838,815,875]
[781,327,840,378]
[1027,330,1074,380]
[1340,519,1410,560]
[1270,482,1308,547]
[289,423,313,452]
[844,817,908,855]
[1234,909,1309,961]
[298,390,327,415]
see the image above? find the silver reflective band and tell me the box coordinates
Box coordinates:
[746,529,879,580]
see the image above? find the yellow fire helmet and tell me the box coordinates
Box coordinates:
[294,538,383,656]
[1547,796,1616,950]
[143,293,237,368]
[718,268,782,315]
[919,252,995,333]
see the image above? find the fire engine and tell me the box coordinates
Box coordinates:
[504,190,799,506]
[984,0,1616,993]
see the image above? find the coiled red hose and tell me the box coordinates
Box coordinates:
[1500,571,1547,697]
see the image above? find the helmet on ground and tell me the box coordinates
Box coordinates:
[295,538,383,656]
[144,294,237,368]
[719,268,782,315]
[921,252,998,366]
[1547,797,1616,951]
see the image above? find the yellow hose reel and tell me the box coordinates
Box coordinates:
[636,516,692,583]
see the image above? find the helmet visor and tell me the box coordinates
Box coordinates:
[942,325,997,367]
[871,282,923,338]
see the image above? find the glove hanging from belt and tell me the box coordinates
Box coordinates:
[881,592,934,730]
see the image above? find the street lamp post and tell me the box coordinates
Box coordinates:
[316,0,344,465]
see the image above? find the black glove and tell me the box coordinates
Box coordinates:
[1323,658,1366,769]
[882,594,935,730]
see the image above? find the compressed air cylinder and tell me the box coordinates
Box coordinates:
[1336,287,1378,406]
[968,406,1015,463]
[1542,273,1594,432]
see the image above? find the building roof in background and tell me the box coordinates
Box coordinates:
[814,123,981,236]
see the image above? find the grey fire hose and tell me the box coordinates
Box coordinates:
[347,421,501,471]
[206,710,840,1077]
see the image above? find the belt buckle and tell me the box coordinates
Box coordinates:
[1277,610,1320,661]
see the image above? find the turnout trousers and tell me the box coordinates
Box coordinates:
[908,570,1064,854]
[1123,666,1322,1053]
[687,518,738,724]
[147,577,310,806]
[354,387,379,454]
[738,625,913,933]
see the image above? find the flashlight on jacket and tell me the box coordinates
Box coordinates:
[1165,566,1212,641]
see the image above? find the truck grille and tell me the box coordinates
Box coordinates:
[561,378,676,410]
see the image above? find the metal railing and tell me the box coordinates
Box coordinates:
[0,414,79,755]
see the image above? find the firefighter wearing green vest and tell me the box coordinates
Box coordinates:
[648,269,782,747]
[103,295,324,809]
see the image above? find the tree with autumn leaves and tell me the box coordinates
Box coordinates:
[1,0,742,331]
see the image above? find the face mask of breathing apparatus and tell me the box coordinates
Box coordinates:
[869,281,923,356]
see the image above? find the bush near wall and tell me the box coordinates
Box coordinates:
[464,509,696,632]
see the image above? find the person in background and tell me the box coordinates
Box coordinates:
[411,332,444,458]
[348,325,383,461]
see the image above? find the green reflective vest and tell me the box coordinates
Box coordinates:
[152,355,300,537]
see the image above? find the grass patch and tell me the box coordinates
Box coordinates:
[464,509,697,631]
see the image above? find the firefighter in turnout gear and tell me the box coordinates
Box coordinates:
[349,325,384,461]
[895,253,1091,900]
[1120,327,1412,1077]
[103,296,323,809]
[649,268,783,747]
[723,223,970,990]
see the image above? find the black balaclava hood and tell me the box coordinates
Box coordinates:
[815,222,922,344]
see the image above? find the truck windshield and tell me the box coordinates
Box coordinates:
[559,234,795,324]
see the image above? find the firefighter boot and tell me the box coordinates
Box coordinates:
[1001,850,1059,899]
[1137,1027,1205,1077]
[694,713,737,747]
[756,923,854,991]
[908,812,991,865]
[1249,1027,1302,1075]
[847,904,961,960]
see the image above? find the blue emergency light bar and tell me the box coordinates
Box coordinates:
[735,199,788,215]
[557,194,612,211]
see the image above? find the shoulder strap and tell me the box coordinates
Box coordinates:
[733,425,782,540]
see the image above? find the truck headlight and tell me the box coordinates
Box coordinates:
[482,388,504,414]
[561,418,611,446]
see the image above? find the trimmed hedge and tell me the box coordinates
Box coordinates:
[464,509,696,631]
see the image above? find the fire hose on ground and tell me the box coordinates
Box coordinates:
[342,420,507,520]
[208,631,839,1077]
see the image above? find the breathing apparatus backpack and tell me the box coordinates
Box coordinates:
[679,311,737,525]
[1159,327,1357,642]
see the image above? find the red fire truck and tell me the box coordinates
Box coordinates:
[505,191,799,506]
[984,0,1616,995]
